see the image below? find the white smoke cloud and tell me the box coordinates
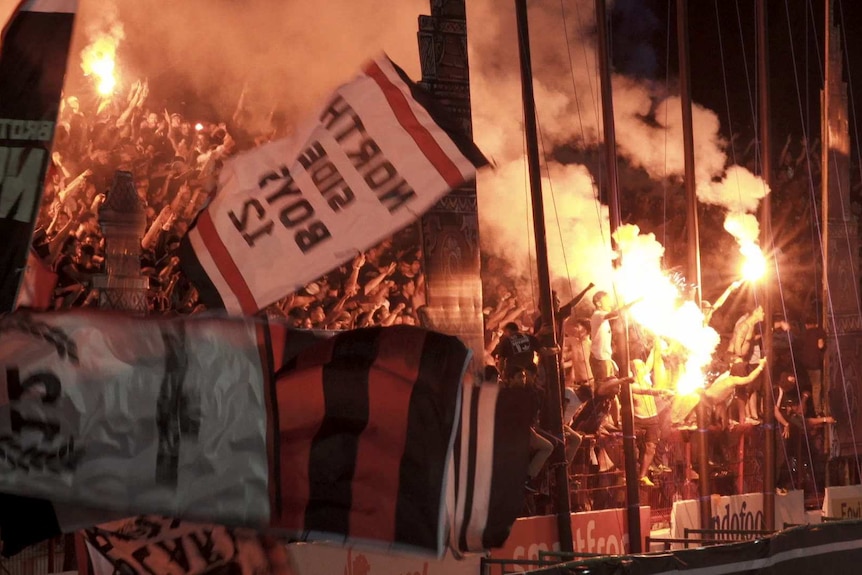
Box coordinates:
[50,0,768,299]
[466,0,769,295]
[704,164,771,214]
[476,159,614,291]
[68,0,427,125]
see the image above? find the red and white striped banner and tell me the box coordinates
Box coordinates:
[180,55,487,315]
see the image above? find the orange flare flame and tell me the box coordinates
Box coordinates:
[81,35,120,97]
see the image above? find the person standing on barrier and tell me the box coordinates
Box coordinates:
[727,305,765,424]
[774,372,835,493]
[492,321,557,385]
[802,317,827,416]
[631,358,671,488]
[589,291,641,382]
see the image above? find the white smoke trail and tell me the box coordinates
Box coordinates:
[467,0,769,297]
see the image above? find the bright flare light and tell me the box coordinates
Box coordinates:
[740,243,766,282]
[195,123,204,132]
[81,36,120,97]
[611,225,720,393]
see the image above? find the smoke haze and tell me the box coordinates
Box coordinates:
[69,0,427,125]
[1,0,768,299]
[465,0,768,296]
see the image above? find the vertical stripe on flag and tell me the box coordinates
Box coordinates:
[179,227,228,310]
[449,385,534,553]
[457,386,480,552]
[274,337,334,531]
[256,319,281,521]
[449,384,471,553]
[304,328,376,535]
[465,385,498,552]
[349,327,422,542]
[194,210,257,313]
[482,386,533,549]
[394,330,469,552]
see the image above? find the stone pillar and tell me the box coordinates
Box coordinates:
[821,0,862,452]
[93,171,149,313]
[417,0,485,372]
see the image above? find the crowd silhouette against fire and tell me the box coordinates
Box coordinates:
[32,79,834,517]
[35,80,426,330]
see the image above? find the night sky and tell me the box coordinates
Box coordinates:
[621,0,862,159]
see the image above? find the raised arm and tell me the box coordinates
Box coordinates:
[605,297,643,321]
[711,280,743,315]
[731,357,767,387]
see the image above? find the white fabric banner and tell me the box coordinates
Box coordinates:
[823,484,862,518]
[671,490,807,543]
[183,55,485,314]
[0,312,270,524]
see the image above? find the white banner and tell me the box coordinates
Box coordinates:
[0,312,270,524]
[671,490,807,543]
[183,55,486,314]
[823,484,862,519]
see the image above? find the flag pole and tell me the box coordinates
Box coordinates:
[594,0,642,552]
[756,0,776,531]
[514,0,574,552]
[676,0,711,532]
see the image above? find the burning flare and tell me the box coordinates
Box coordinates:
[81,35,119,96]
[740,242,766,282]
[611,225,720,394]
[724,212,765,282]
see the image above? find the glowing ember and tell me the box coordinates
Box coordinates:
[740,242,766,282]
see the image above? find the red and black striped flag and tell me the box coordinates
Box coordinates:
[266,325,468,553]
[0,312,532,561]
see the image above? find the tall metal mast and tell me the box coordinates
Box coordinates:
[594,0,642,552]
[513,0,574,552]
[675,0,710,532]
[756,0,776,531]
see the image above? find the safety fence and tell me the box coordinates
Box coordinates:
[482,518,862,575]
[535,421,833,531]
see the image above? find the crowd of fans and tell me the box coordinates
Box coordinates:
[26,77,835,511]
[30,80,426,330]
[482,271,834,504]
